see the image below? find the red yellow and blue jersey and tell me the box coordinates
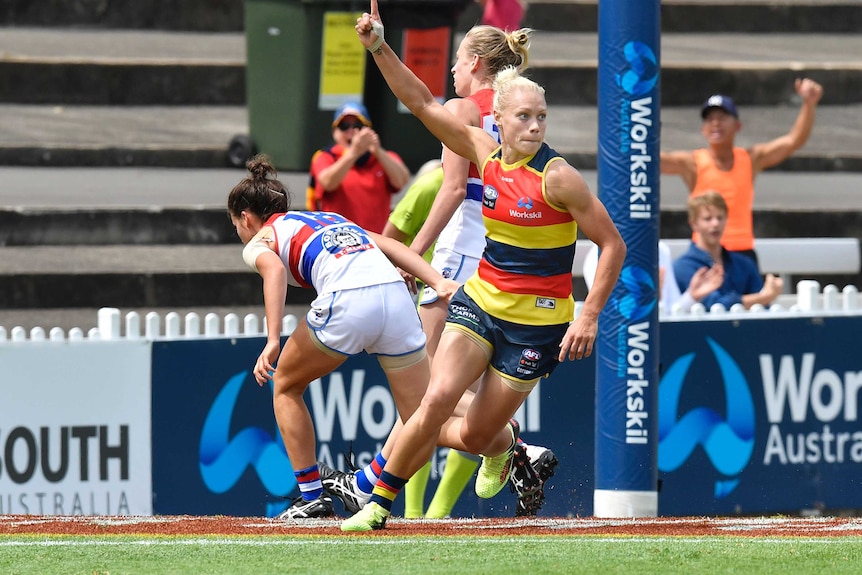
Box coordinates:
[463,143,577,325]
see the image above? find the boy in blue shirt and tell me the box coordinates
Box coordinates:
[674,191,783,310]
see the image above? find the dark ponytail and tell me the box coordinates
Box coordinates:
[227,154,290,220]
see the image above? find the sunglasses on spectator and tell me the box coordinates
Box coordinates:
[337,121,365,131]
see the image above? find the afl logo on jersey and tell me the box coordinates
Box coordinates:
[483,185,499,210]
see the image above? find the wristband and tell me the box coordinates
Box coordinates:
[368,20,385,53]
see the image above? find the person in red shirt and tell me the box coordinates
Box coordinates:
[308,102,410,233]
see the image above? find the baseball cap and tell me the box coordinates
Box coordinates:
[700,94,738,118]
[332,101,372,128]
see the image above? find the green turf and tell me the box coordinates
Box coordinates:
[1,535,861,575]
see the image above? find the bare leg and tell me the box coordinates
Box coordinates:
[461,369,530,453]
[383,330,501,480]
[271,323,346,471]
[418,298,448,363]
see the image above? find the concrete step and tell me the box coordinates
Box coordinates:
[0,28,245,106]
[1,164,858,311]
[0,105,246,168]
[0,241,857,311]
[2,164,859,213]
[0,245,316,309]
[2,28,861,106]
[1,166,859,248]
[3,203,859,249]
[1,102,859,171]
[3,0,859,34]
[513,0,862,34]
[0,0,244,31]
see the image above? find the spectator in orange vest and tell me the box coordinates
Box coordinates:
[660,79,823,266]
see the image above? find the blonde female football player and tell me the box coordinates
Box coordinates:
[341,0,625,531]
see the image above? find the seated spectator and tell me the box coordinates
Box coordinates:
[583,240,723,313]
[307,102,410,233]
[674,191,783,310]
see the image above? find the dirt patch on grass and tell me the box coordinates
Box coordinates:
[2,515,861,537]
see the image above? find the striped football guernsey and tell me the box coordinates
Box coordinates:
[463,142,577,325]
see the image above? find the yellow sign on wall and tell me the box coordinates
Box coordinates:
[319,12,366,110]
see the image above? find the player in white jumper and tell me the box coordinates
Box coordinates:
[227,155,460,520]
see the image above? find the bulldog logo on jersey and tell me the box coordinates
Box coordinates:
[483,185,499,210]
[321,226,373,258]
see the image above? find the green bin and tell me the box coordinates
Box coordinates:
[232,0,470,173]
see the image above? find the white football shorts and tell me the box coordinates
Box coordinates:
[306,282,427,363]
[419,247,480,306]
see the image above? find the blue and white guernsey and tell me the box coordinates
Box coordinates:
[262,211,402,293]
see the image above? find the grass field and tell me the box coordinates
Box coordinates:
[2,534,862,575]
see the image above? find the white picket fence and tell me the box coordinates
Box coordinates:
[0,309,301,343]
[663,281,861,321]
[1,280,860,343]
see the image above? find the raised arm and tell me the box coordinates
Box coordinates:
[659,150,697,191]
[749,78,823,174]
[409,99,478,257]
[373,147,411,190]
[356,1,495,166]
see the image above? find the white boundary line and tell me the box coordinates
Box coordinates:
[1,537,860,547]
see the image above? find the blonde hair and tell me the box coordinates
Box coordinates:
[492,66,545,113]
[463,26,532,75]
[687,190,728,221]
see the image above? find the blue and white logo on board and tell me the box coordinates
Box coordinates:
[658,338,756,498]
[198,371,295,515]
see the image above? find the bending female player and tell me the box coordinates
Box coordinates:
[227,154,461,519]
[341,0,626,531]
